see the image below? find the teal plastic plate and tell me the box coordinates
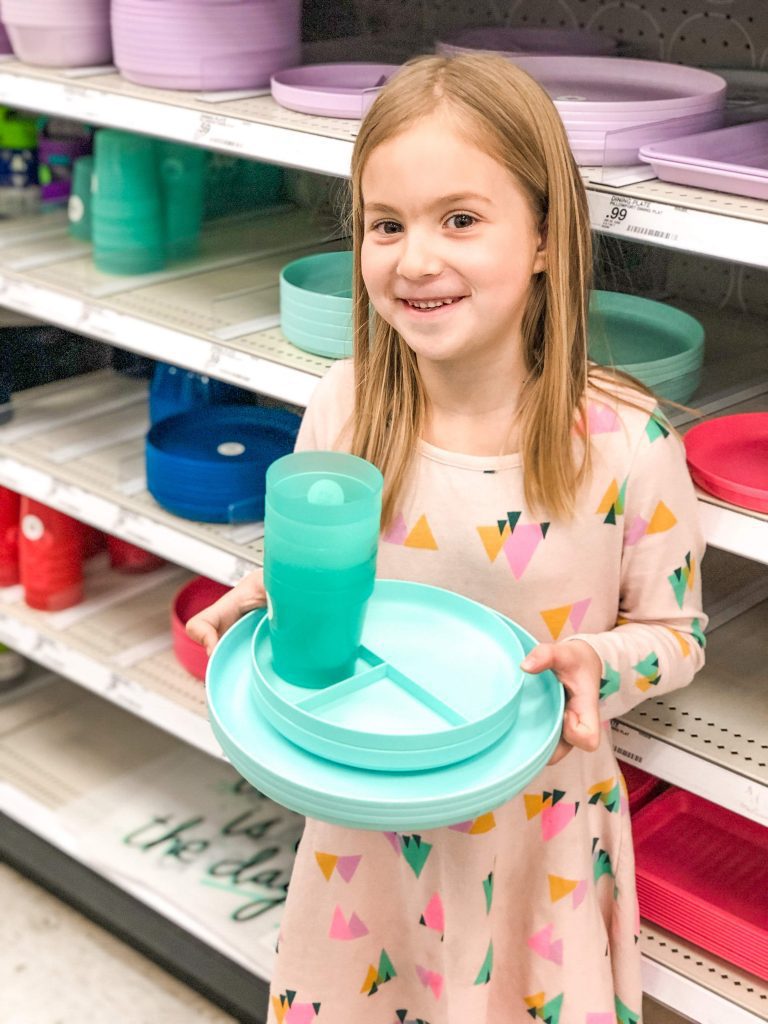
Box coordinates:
[250,581,525,771]
[206,599,564,831]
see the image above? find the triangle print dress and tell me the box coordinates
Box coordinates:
[266,361,707,1024]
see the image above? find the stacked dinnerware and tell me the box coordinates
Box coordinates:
[451,55,726,166]
[684,413,768,514]
[271,63,400,119]
[112,0,301,92]
[437,26,618,58]
[280,251,353,358]
[588,291,705,405]
[1,0,111,67]
[145,405,300,523]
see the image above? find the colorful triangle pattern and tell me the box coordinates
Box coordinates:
[314,851,362,883]
[626,501,677,544]
[645,409,670,443]
[548,875,587,908]
[415,964,444,1000]
[477,511,549,579]
[361,949,397,996]
[596,477,627,524]
[525,991,564,1024]
[483,871,494,914]
[329,905,369,940]
[633,652,661,693]
[400,834,432,878]
[524,789,580,840]
[540,597,591,640]
[668,551,695,608]
[527,924,563,966]
[394,1011,433,1024]
[587,777,621,814]
[418,892,445,937]
[592,838,614,883]
[384,513,438,550]
[448,812,496,834]
[615,996,641,1024]
[271,991,321,1024]
[599,662,620,701]
[474,941,493,985]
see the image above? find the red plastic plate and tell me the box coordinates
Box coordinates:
[632,787,768,979]
[684,412,768,513]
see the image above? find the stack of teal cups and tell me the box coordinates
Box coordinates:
[92,129,207,275]
[67,155,93,241]
[263,450,383,688]
[280,251,353,358]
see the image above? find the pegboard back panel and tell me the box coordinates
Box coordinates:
[347,0,768,69]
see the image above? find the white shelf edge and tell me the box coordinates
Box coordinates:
[641,951,765,1024]
[695,498,768,565]
[611,720,768,827]
[0,69,353,176]
[0,609,221,760]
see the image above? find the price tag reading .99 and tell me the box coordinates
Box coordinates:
[609,206,628,222]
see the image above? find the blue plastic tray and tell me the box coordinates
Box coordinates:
[146,404,299,522]
[206,591,564,830]
[250,581,525,771]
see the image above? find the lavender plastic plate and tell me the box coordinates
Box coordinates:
[638,154,768,200]
[640,119,768,173]
[271,63,400,118]
[437,26,617,57]
[509,56,726,114]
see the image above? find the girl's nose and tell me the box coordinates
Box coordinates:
[395,231,443,280]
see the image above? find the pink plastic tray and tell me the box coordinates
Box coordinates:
[632,788,768,980]
[620,762,667,815]
[684,413,768,513]
[271,63,400,119]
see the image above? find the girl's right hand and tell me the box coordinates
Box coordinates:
[186,569,267,656]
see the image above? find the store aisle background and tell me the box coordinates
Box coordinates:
[2,862,690,1024]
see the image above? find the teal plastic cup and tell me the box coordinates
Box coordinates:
[263,450,383,688]
[159,141,205,261]
[68,156,93,241]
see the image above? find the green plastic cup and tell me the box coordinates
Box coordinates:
[263,450,383,688]
[159,141,205,261]
[68,155,93,241]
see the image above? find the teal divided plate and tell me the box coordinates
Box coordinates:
[250,581,526,771]
[206,598,565,830]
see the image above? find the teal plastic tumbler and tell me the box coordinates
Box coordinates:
[159,141,205,261]
[263,451,383,688]
[68,155,93,241]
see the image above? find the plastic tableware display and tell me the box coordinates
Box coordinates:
[437,26,618,57]
[620,762,667,816]
[683,413,768,513]
[588,290,705,404]
[112,0,301,91]
[251,581,526,771]
[158,141,206,261]
[172,576,230,680]
[270,64,400,119]
[146,404,300,523]
[2,0,112,67]
[0,486,20,587]
[18,498,86,611]
[280,251,353,358]
[149,362,248,425]
[632,788,768,980]
[68,156,93,241]
[106,536,165,574]
[206,586,564,830]
[264,451,383,687]
[639,119,768,201]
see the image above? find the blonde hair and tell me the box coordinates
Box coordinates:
[349,53,649,529]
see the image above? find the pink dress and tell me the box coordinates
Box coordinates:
[267,362,706,1024]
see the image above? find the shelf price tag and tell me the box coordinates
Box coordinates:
[610,720,654,766]
[105,671,145,714]
[591,194,682,245]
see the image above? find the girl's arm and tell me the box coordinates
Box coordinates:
[567,412,707,723]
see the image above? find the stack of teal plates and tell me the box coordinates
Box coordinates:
[206,580,564,830]
[280,251,353,359]
[588,291,705,404]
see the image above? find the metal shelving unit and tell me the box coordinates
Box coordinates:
[0,35,766,1024]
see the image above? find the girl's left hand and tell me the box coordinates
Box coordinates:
[520,640,603,765]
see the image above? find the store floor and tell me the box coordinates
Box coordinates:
[2,862,691,1024]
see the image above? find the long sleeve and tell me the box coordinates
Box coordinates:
[569,410,707,721]
[294,360,355,454]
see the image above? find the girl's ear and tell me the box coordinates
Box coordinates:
[533,219,548,274]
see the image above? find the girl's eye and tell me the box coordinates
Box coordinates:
[373,220,402,235]
[446,212,476,230]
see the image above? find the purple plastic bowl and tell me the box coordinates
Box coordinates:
[112,0,300,90]
[271,63,401,118]
[6,24,112,67]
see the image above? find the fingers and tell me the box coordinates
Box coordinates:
[523,640,603,756]
[186,612,221,657]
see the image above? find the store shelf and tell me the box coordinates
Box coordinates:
[0,206,338,406]
[640,925,768,1023]
[0,371,268,585]
[0,672,765,1024]
[4,60,768,265]
[0,561,219,756]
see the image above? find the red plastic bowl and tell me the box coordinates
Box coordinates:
[172,576,229,681]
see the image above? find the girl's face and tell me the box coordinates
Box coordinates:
[361,107,546,373]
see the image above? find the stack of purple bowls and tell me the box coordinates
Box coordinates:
[112,0,301,92]
[1,0,111,67]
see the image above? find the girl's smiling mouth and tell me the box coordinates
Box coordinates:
[400,296,467,313]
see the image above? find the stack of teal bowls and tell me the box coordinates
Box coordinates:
[280,251,353,358]
[588,291,705,404]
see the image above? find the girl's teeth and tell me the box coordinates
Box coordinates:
[409,298,455,309]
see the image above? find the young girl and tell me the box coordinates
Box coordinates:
[189,54,706,1024]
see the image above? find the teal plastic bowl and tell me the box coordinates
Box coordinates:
[588,291,705,386]
[280,251,353,315]
[281,319,353,359]
[282,300,353,330]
